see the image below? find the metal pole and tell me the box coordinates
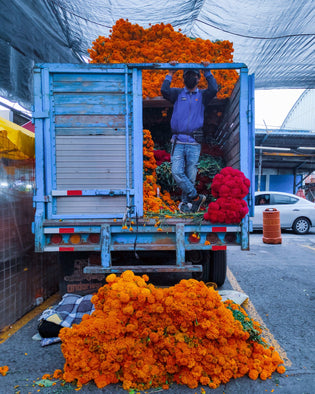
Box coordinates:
[257,149,262,191]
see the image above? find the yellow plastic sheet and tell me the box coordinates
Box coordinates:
[0,116,35,160]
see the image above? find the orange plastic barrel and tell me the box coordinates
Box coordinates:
[262,208,282,244]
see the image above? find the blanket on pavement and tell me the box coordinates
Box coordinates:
[37,293,94,346]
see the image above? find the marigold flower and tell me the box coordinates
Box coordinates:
[122,305,134,315]
[121,270,135,281]
[0,366,9,376]
[277,365,286,374]
[106,274,116,283]
[53,369,63,379]
[119,293,130,303]
[248,369,259,380]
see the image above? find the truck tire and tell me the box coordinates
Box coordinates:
[190,251,211,282]
[189,250,226,286]
[209,250,227,287]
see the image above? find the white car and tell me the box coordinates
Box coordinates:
[252,191,315,234]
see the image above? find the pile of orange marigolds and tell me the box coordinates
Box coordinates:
[58,271,285,391]
[88,19,239,100]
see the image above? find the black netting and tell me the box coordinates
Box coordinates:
[0,0,314,109]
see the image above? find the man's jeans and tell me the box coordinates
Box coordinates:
[171,142,201,203]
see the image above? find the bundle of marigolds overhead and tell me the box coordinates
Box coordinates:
[88,19,238,99]
[58,271,285,391]
[143,128,177,213]
[204,167,250,224]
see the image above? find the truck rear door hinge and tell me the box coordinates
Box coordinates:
[33,195,51,203]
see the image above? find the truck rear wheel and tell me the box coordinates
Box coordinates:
[189,250,226,286]
[190,251,210,283]
[209,250,227,287]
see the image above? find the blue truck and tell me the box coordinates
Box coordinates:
[32,63,255,292]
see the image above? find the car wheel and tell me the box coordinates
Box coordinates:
[292,217,310,234]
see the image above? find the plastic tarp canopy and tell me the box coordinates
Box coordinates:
[0,116,35,160]
[0,0,314,110]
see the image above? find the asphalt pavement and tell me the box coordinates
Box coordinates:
[0,230,314,394]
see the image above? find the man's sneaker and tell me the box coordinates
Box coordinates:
[179,202,192,214]
[190,194,206,213]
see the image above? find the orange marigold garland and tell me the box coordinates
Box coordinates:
[88,19,238,99]
[143,129,177,213]
[58,271,285,391]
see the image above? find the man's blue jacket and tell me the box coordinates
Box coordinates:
[161,71,218,143]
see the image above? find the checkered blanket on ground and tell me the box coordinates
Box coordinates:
[39,293,95,327]
[38,294,94,346]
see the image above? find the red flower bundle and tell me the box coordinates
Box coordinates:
[211,167,250,199]
[154,149,171,166]
[204,197,249,224]
[204,167,250,224]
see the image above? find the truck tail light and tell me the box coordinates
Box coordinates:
[206,233,219,243]
[88,234,100,244]
[51,234,62,244]
[69,234,81,244]
[224,233,237,243]
[188,232,200,243]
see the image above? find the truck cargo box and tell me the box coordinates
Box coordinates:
[33,63,254,288]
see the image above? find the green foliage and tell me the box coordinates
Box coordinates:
[226,304,265,345]
[196,155,225,200]
[197,154,225,178]
[156,154,224,202]
[156,161,178,194]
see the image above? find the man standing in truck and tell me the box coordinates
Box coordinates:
[161,61,218,213]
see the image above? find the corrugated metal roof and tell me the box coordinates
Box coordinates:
[255,129,315,172]
[281,89,315,132]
